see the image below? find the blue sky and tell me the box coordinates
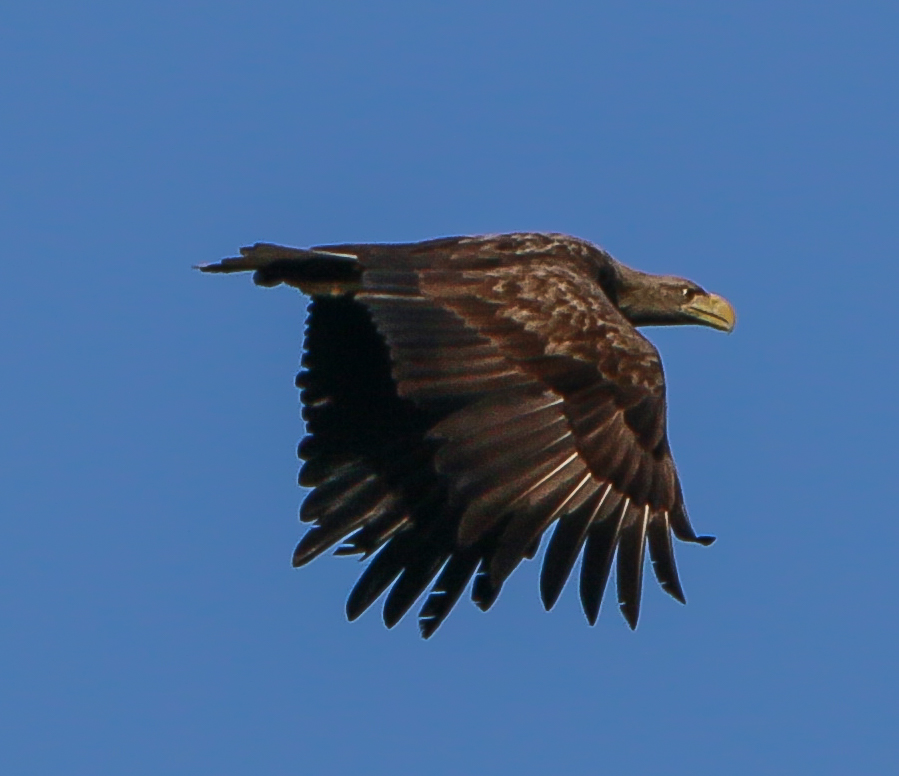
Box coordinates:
[2,2,897,774]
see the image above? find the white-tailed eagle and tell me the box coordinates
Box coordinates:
[201,233,735,637]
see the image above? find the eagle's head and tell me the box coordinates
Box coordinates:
[614,265,736,332]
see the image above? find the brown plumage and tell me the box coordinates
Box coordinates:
[201,232,735,637]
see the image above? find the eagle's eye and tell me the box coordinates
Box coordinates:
[680,286,697,300]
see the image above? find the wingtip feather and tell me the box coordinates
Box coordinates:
[620,603,640,630]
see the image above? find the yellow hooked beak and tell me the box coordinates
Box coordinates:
[684,293,736,332]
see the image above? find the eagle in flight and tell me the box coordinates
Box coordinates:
[201,233,735,637]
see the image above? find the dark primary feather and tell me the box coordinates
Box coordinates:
[201,233,719,636]
[579,513,623,625]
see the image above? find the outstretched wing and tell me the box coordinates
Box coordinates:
[290,234,712,635]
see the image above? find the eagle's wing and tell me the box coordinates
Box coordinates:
[285,235,712,635]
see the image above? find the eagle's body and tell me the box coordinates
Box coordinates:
[202,233,734,636]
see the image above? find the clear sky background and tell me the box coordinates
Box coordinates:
[2,2,897,774]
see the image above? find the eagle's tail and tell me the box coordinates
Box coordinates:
[197,243,363,296]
